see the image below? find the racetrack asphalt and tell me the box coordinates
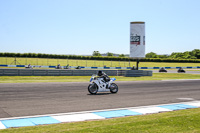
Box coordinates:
[0,80,200,119]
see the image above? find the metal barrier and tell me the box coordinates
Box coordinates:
[0,69,152,77]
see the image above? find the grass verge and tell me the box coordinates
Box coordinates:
[0,73,200,83]
[1,57,200,67]
[186,69,200,71]
[1,108,200,133]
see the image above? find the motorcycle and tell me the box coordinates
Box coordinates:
[88,74,118,94]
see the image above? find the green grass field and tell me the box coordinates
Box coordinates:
[1,57,200,67]
[0,73,200,83]
[1,108,200,133]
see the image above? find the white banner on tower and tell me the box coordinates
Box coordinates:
[130,22,145,59]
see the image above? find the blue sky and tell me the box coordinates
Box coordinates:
[0,0,200,55]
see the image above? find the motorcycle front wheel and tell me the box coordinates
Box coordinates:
[110,83,118,93]
[88,83,98,94]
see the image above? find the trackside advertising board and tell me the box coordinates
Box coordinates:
[130,22,145,59]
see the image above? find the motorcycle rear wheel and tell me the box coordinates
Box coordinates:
[88,83,98,94]
[110,83,118,93]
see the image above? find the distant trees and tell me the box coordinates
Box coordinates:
[145,49,200,59]
[107,52,113,56]
[0,49,200,63]
[145,52,158,58]
[119,54,125,57]
[92,51,101,56]
[145,52,168,58]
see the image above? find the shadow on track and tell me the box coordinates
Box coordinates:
[87,93,117,96]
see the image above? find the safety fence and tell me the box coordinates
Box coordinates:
[0,57,133,67]
[1,57,200,68]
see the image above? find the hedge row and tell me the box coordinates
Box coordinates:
[0,52,200,63]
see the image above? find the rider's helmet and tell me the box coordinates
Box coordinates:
[98,70,103,76]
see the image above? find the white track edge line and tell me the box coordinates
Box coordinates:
[0,100,199,121]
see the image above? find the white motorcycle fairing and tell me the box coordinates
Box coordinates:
[89,74,116,93]
[92,78,109,92]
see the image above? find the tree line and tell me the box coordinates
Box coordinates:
[93,51,126,57]
[145,49,200,59]
[0,49,200,63]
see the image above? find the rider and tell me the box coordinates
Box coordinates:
[97,70,110,83]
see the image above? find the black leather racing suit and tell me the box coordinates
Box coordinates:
[99,72,110,82]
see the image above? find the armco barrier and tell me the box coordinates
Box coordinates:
[0,69,152,77]
[125,70,152,77]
